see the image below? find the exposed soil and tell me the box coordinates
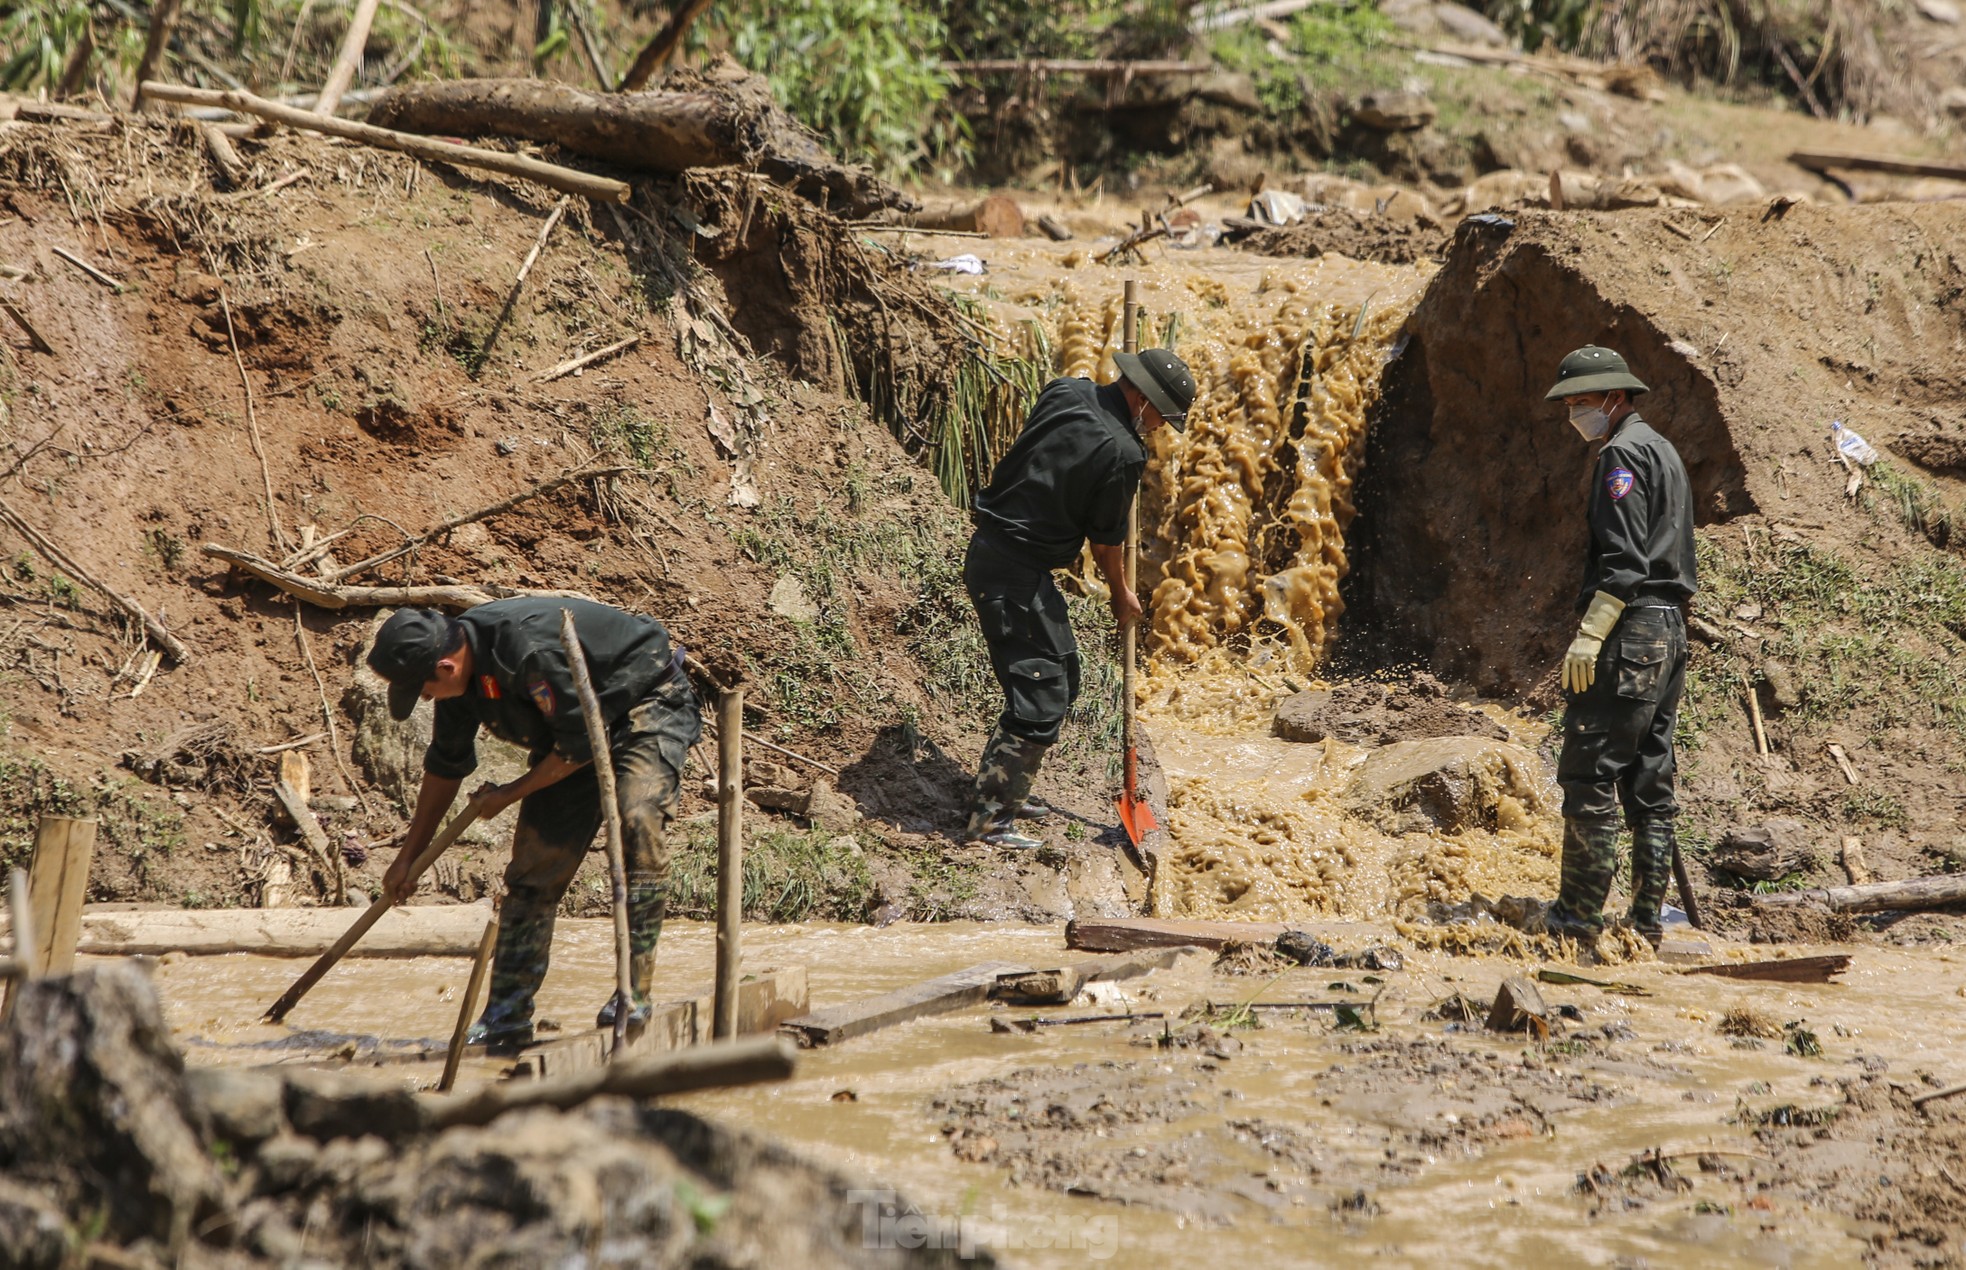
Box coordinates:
[1231,207,1449,265]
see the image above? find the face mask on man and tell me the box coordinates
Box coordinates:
[1569,399,1612,442]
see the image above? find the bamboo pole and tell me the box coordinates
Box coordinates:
[315,0,385,116]
[1118,279,1143,824]
[713,685,743,1041]
[138,82,632,202]
[559,608,634,1054]
[131,0,185,113]
[427,1036,795,1129]
[439,915,499,1093]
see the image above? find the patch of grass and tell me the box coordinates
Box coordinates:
[899,838,984,920]
[666,819,873,923]
[0,752,184,889]
[1840,788,1908,829]
[1865,460,1953,547]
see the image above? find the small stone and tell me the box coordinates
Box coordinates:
[767,575,818,623]
[1486,976,1549,1034]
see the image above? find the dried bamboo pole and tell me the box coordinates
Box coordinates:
[559,608,634,1054]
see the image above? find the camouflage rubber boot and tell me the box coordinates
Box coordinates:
[962,726,1050,849]
[598,876,666,1030]
[466,909,554,1055]
[1627,818,1676,940]
[1547,815,1623,939]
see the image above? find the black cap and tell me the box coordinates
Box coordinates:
[366,608,452,720]
[1113,348,1197,432]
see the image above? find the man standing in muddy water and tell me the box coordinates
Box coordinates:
[365,598,700,1054]
[960,348,1197,849]
[1541,346,1697,944]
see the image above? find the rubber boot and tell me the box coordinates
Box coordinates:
[597,877,665,1030]
[1626,818,1676,942]
[962,726,1050,849]
[1547,815,1623,939]
[465,909,554,1056]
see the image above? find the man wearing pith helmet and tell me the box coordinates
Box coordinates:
[959,346,1197,849]
[1541,346,1698,945]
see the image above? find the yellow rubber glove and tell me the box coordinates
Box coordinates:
[1563,591,1627,695]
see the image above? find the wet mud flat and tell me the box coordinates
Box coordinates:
[145,919,1965,1268]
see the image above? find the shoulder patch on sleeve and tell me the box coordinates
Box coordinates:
[1606,467,1636,500]
[528,677,557,717]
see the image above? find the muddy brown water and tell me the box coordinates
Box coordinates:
[137,919,1961,1266]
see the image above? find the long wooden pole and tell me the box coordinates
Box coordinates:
[1753,872,1966,915]
[427,1035,795,1130]
[559,608,634,1054]
[315,0,384,116]
[438,915,499,1093]
[713,686,743,1040]
[138,82,632,202]
[131,0,185,112]
[263,800,485,1022]
[1119,279,1141,816]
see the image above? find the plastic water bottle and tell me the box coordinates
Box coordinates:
[1830,420,1878,466]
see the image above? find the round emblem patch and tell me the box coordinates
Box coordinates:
[1606,467,1635,500]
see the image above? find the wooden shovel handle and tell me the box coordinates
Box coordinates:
[262,799,487,1023]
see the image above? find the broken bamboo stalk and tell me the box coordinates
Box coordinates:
[271,777,346,905]
[131,0,185,112]
[1912,1082,1966,1109]
[1789,151,1966,182]
[314,0,382,117]
[1744,674,1769,755]
[51,246,123,291]
[993,1011,1164,1032]
[713,685,743,1041]
[533,334,641,383]
[472,196,569,376]
[439,914,499,1093]
[560,607,634,1054]
[137,82,632,202]
[263,799,486,1022]
[319,460,627,583]
[1827,743,1861,785]
[200,121,247,188]
[1753,874,1966,915]
[429,1035,797,1128]
[0,495,191,662]
[1840,836,1871,886]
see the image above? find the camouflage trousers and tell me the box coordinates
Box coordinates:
[1549,815,1677,938]
[963,725,1050,841]
[965,535,1082,747]
[475,676,700,1044]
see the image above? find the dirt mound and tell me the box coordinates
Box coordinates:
[1348,201,1966,695]
[1272,674,1507,745]
[0,966,984,1268]
[1232,208,1448,265]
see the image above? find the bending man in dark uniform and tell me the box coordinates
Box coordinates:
[962,348,1197,849]
[366,597,701,1052]
[1542,346,1698,943]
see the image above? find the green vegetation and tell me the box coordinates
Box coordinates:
[667,818,873,922]
[0,751,185,889]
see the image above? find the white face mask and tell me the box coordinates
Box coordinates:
[1569,400,1612,441]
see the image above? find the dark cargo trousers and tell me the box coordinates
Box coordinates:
[478,673,702,1039]
[1551,605,1688,935]
[962,535,1082,838]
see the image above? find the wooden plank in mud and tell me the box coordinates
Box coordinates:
[522,966,809,1079]
[779,961,1029,1048]
[1065,917,1289,954]
[1678,954,1851,984]
[991,947,1192,1005]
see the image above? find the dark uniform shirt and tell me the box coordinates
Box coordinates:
[1576,412,1698,612]
[425,596,677,780]
[971,377,1147,570]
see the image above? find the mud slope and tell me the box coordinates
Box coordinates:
[1347,202,1966,696]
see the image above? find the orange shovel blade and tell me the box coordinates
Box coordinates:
[1115,788,1158,844]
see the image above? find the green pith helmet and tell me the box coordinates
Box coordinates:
[1114,347,1196,432]
[1544,346,1650,400]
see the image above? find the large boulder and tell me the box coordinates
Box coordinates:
[1342,737,1546,835]
[1352,90,1437,132]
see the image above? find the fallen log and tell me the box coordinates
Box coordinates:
[903,195,1025,238]
[780,961,1027,1047]
[37,904,494,958]
[138,81,631,202]
[367,76,913,219]
[1066,917,1286,953]
[1680,954,1851,984]
[1789,151,1966,183]
[201,542,591,611]
[430,1035,797,1130]
[1752,874,1966,915]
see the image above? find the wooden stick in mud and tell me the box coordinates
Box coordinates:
[263,799,486,1023]
[314,0,382,117]
[560,608,634,1054]
[472,196,569,377]
[318,460,628,582]
[0,296,56,355]
[1671,842,1703,930]
[427,1035,796,1129]
[1912,1082,1966,1110]
[0,495,191,663]
[713,685,744,1041]
[200,122,247,189]
[1789,150,1966,183]
[439,915,499,1093]
[1743,674,1769,756]
[533,334,641,383]
[138,82,632,202]
[51,246,123,291]
[271,774,345,905]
